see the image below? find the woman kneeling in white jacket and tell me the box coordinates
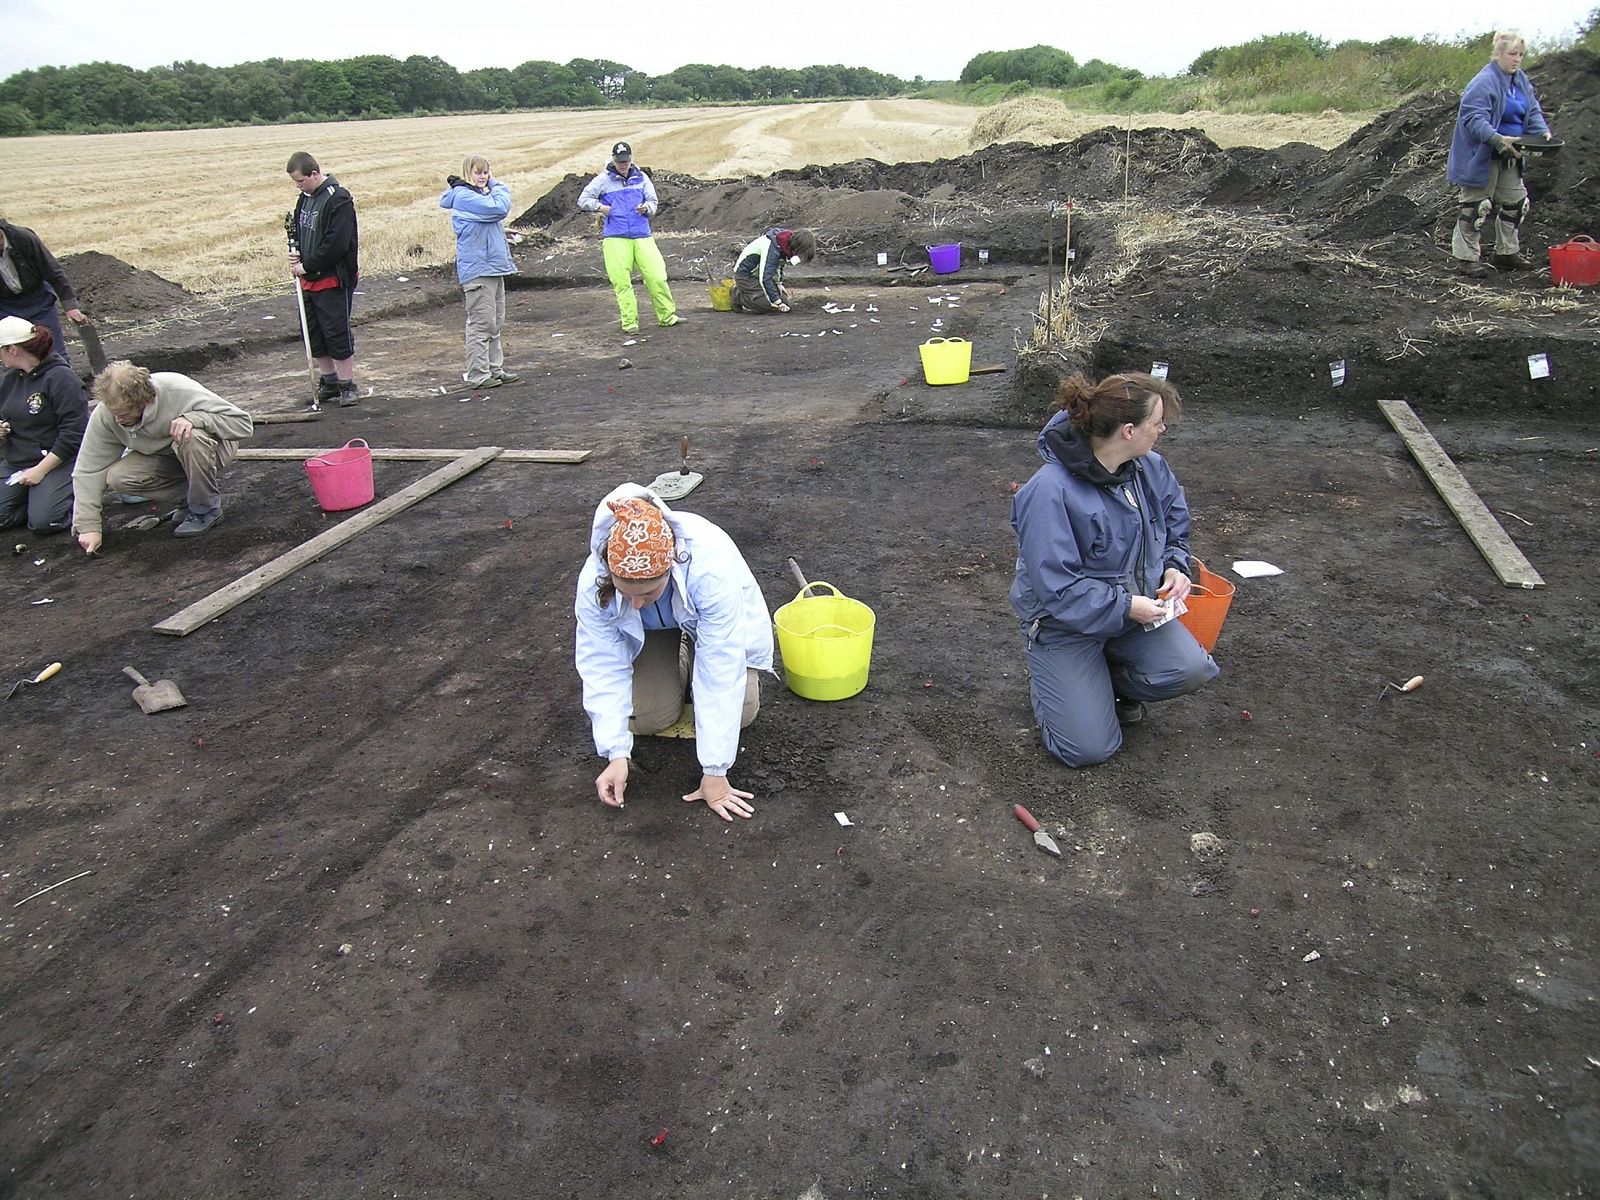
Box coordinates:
[575,484,774,820]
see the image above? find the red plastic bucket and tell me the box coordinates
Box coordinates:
[304,439,374,511]
[927,242,961,274]
[1549,236,1600,287]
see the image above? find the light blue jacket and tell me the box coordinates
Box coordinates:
[575,483,773,775]
[1009,410,1192,640]
[576,164,658,239]
[1447,61,1550,188]
[438,181,515,285]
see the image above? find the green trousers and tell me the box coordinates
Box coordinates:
[602,236,676,329]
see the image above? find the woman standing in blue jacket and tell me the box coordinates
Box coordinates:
[576,141,681,335]
[1446,32,1553,277]
[1010,372,1218,768]
[440,156,520,388]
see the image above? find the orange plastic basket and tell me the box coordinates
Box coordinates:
[1177,558,1234,653]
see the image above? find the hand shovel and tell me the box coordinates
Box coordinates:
[1014,804,1061,857]
[123,666,187,715]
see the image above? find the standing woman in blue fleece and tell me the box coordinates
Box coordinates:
[1010,372,1218,768]
[576,141,681,335]
[1446,31,1553,278]
[439,155,520,389]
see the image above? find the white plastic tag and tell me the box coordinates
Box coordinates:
[1330,360,1346,387]
[1527,352,1550,379]
[1150,362,1169,380]
[876,252,888,266]
[978,249,990,264]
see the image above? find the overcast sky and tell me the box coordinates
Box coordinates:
[4,0,1593,81]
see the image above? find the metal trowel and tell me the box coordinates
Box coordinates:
[649,435,704,501]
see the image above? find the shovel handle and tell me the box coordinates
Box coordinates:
[787,557,808,592]
[123,666,151,687]
[1013,804,1042,833]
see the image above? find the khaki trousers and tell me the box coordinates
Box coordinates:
[105,429,237,516]
[1453,158,1526,261]
[462,276,506,383]
[629,629,760,735]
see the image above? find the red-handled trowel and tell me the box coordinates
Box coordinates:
[1014,804,1061,857]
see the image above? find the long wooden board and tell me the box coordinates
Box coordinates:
[152,446,505,637]
[237,447,589,463]
[1377,400,1544,589]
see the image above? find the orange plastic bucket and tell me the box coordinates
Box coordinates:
[304,438,374,511]
[1177,558,1234,653]
[1549,236,1600,287]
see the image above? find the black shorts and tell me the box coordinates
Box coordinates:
[303,286,355,361]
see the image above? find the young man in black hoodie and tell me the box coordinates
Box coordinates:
[286,152,360,407]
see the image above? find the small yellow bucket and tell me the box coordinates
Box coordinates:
[919,336,972,385]
[774,581,876,701]
[708,277,735,312]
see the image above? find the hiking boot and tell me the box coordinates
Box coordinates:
[1453,258,1489,279]
[337,383,360,407]
[1492,252,1531,271]
[465,375,501,390]
[492,369,520,384]
[173,508,222,538]
[660,314,685,328]
[621,323,639,335]
[315,375,340,402]
[1114,699,1147,726]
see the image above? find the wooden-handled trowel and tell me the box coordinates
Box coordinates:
[649,435,704,501]
[123,666,188,715]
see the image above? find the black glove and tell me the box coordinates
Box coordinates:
[446,174,466,188]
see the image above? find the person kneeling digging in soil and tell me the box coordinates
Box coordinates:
[575,484,773,821]
[732,227,816,314]
[1010,372,1218,767]
[71,361,254,554]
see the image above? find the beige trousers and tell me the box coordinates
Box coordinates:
[105,429,237,516]
[1453,158,1527,261]
[462,275,506,384]
[629,629,760,735]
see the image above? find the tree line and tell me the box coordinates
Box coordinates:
[0,55,911,135]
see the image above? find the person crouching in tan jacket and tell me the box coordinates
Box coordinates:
[72,361,254,554]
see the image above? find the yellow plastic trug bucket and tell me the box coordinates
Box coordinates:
[708,281,733,311]
[919,336,972,385]
[774,582,876,701]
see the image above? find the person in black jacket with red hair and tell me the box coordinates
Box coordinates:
[0,219,88,360]
[286,152,361,407]
[732,227,816,314]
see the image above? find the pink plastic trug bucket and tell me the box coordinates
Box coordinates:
[927,242,961,274]
[304,438,375,511]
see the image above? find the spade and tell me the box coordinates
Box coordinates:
[123,666,188,715]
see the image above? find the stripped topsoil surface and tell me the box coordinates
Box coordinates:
[4,57,1599,1199]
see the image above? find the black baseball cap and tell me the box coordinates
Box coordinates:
[611,141,632,160]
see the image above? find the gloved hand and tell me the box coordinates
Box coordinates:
[446,174,466,188]
[1490,135,1522,160]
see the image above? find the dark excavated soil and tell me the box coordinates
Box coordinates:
[3,64,1599,1198]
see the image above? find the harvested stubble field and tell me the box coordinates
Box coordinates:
[3,61,1600,1199]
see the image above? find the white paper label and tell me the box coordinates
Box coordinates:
[1330,360,1346,387]
[833,812,853,827]
[1150,362,1169,380]
[1527,352,1550,380]
[978,249,990,264]
[876,252,888,266]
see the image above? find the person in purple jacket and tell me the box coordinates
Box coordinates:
[1009,372,1218,768]
[576,141,681,335]
[1446,31,1553,277]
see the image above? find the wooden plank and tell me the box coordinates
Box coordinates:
[152,446,504,637]
[969,364,1008,375]
[236,447,589,463]
[251,412,324,425]
[1377,400,1544,589]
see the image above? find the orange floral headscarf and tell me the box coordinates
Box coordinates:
[606,497,675,579]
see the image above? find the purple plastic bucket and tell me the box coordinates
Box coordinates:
[927,243,961,274]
